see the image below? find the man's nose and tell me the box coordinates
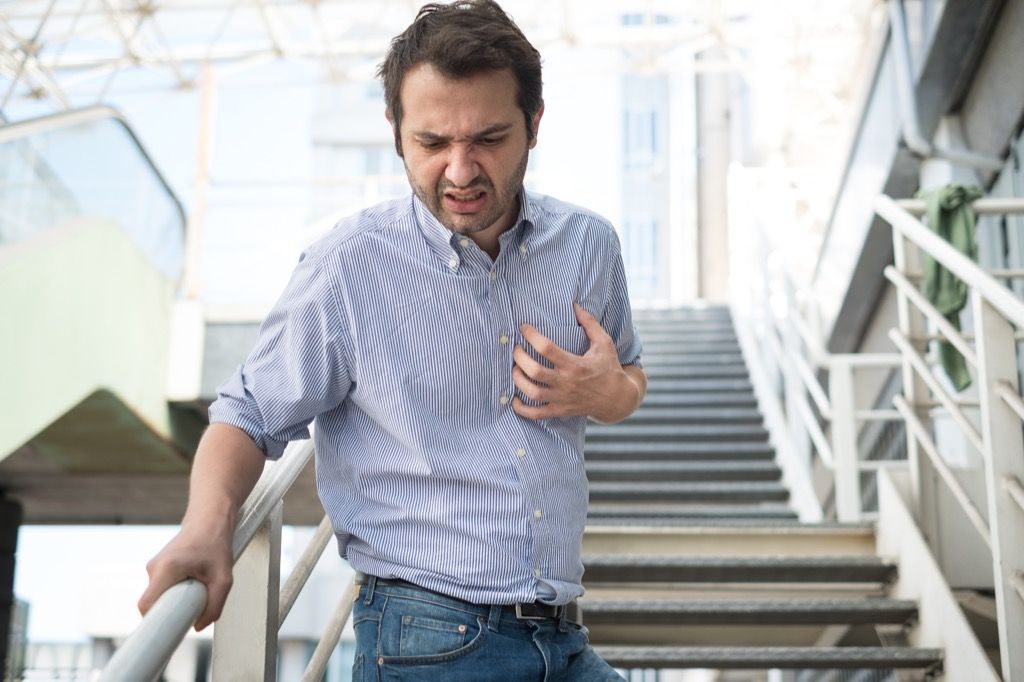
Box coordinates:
[445,147,480,188]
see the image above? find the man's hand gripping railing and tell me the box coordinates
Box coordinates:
[99,436,317,681]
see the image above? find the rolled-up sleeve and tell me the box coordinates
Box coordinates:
[208,249,352,459]
[601,233,643,368]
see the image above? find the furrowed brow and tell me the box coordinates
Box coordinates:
[412,131,448,143]
[473,123,513,139]
[411,123,514,143]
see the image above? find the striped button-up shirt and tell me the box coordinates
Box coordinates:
[210,191,642,606]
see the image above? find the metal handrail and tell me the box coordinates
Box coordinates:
[888,329,985,454]
[884,266,978,367]
[876,195,1024,329]
[879,193,1024,678]
[0,105,187,230]
[1006,476,1024,517]
[100,436,317,681]
[301,578,359,682]
[279,515,334,628]
[893,396,992,549]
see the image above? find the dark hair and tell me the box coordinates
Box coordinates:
[377,0,543,154]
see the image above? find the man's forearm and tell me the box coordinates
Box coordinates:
[139,422,268,629]
[181,423,267,536]
[592,364,647,424]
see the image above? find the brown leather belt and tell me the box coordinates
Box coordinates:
[354,572,578,622]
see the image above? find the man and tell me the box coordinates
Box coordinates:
[140,1,645,678]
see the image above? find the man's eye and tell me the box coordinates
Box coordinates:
[421,141,445,150]
[479,137,502,146]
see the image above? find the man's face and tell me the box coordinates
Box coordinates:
[393,63,542,241]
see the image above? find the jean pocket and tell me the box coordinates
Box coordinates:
[399,615,469,657]
[381,613,487,666]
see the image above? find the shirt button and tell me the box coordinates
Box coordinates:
[377,657,384,666]
[459,238,470,247]
[448,257,457,268]
[499,394,510,406]
[499,334,509,345]
[516,448,526,457]
[534,568,542,578]
[534,509,542,519]
[457,624,467,633]
[520,244,527,254]
[489,270,497,281]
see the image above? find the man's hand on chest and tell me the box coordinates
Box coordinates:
[511,303,645,423]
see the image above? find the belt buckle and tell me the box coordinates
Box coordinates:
[514,603,548,620]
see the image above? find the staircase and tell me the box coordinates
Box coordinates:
[580,306,945,679]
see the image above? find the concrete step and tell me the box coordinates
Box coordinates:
[593,646,943,671]
[638,353,746,366]
[643,344,743,356]
[588,481,789,503]
[586,423,769,443]
[640,325,737,335]
[623,407,763,425]
[580,598,918,626]
[582,556,897,584]
[584,441,775,460]
[644,379,753,393]
[641,333,740,345]
[633,308,731,321]
[638,393,759,408]
[582,524,877,557]
[585,461,781,482]
[587,505,799,523]
[641,365,750,379]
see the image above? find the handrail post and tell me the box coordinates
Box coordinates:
[972,290,1024,680]
[781,276,812,466]
[212,500,283,681]
[892,229,927,518]
[829,357,861,521]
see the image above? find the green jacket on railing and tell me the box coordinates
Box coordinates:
[916,184,984,391]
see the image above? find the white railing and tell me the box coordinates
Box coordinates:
[876,194,1024,681]
[736,193,1024,679]
[731,210,904,524]
[99,431,356,681]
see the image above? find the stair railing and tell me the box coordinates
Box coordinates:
[875,194,1024,680]
[99,426,355,681]
[730,211,902,523]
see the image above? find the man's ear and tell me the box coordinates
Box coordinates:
[528,102,545,149]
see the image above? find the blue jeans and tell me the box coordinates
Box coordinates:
[351,578,624,681]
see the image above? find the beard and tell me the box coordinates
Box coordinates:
[407,147,529,236]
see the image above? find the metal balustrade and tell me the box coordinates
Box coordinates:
[734,193,1024,679]
[731,207,903,524]
[98,433,355,681]
[877,194,1024,680]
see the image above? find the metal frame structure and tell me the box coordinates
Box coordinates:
[0,0,753,114]
[878,195,1024,680]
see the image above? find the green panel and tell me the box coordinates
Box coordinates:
[0,218,176,459]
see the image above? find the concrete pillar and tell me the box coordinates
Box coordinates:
[695,48,733,302]
[0,497,23,677]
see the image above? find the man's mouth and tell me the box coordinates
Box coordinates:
[443,190,487,212]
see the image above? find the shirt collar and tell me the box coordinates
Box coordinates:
[412,191,535,266]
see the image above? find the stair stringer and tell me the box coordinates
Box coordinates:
[877,468,999,680]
